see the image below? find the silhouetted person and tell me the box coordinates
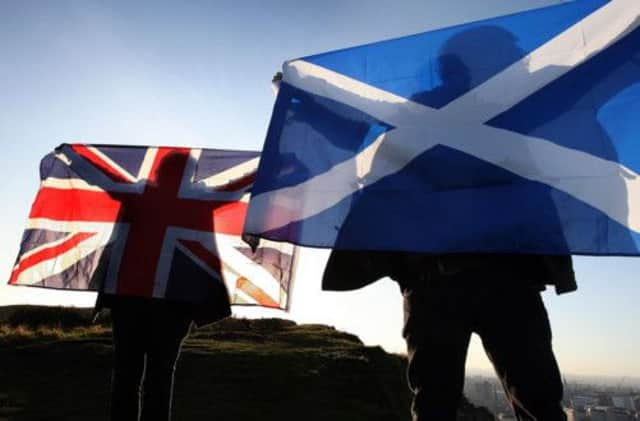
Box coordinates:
[105,297,193,421]
[318,27,588,420]
[84,150,231,421]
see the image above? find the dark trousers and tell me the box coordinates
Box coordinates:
[110,300,192,421]
[399,275,566,421]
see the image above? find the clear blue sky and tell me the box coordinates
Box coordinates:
[0,0,637,380]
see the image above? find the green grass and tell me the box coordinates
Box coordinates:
[0,306,493,421]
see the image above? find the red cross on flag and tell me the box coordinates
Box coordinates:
[9,144,294,310]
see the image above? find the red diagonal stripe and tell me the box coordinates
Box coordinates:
[30,187,121,222]
[236,277,280,308]
[71,144,134,183]
[178,240,222,274]
[10,232,96,284]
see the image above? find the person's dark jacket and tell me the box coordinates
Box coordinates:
[95,292,231,327]
[322,250,576,294]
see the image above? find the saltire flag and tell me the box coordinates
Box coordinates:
[244,0,640,255]
[9,144,295,309]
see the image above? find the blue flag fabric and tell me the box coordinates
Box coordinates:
[245,0,640,255]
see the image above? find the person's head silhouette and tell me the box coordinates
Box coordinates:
[415,26,524,107]
[151,151,188,190]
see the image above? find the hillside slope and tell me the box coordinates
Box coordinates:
[0,306,493,421]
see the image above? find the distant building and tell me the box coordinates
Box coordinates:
[476,381,496,409]
[572,394,599,410]
[565,407,587,421]
[586,405,634,421]
[613,396,637,412]
[607,406,635,421]
[587,406,608,421]
[466,379,497,413]
[494,389,512,414]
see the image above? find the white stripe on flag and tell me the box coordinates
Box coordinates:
[14,234,109,286]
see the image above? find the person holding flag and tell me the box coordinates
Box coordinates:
[321,26,576,420]
[94,151,232,421]
[10,143,295,420]
[247,1,640,419]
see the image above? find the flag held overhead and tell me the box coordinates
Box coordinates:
[10,144,295,310]
[244,0,640,255]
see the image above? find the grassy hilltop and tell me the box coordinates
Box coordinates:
[0,306,494,421]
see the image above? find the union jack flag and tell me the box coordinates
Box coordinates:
[9,144,294,309]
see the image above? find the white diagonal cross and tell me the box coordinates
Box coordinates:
[248,0,640,235]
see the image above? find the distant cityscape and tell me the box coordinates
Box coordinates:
[465,375,640,420]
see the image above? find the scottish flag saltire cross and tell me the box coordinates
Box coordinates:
[244,0,640,255]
